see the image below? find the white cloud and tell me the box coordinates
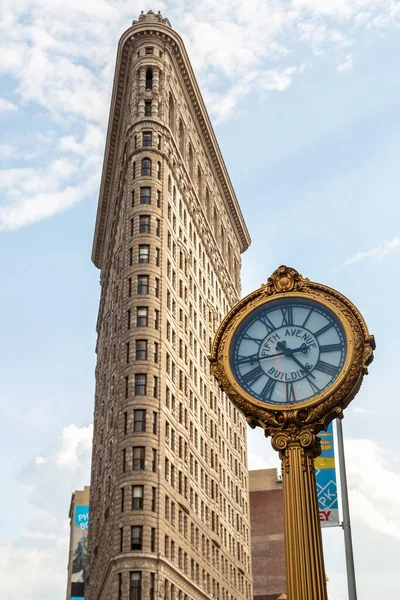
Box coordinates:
[0,424,92,600]
[248,451,280,471]
[344,237,400,265]
[346,438,400,541]
[0,124,104,230]
[337,53,353,71]
[0,0,399,229]
[18,424,92,515]
[0,97,17,111]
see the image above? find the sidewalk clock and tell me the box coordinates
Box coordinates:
[209,266,375,600]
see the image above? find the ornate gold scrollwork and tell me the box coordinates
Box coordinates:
[209,265,375,455]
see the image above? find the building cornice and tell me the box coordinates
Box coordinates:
[92,12,251,268]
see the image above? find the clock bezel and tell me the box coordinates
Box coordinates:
[222,291,355,412]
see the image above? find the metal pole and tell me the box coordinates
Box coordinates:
[336,418,358,600]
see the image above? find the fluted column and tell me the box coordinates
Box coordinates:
[273,431,328,600]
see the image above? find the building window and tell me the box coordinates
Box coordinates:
[155,247,160,266]
[152,449,157,473]
[150,573,155,600]
[145,101,152,116]
[140,187,151,204]
[145,69,153,89]
[156,219,161,236]
[152,411,157,434]
[145,47,153,54]
[153,342,159,363]
[157,161,161,180]
[136,307,148,326]
[143,131,152,147]
[154,309,159,330]
[135,374,147,395]
[152,486,156,511]
[139,215,151,233]
[132,486,144,509]
[133,161,136,179]
[156,190,161,208]
[131,526,143,550]
[141,158,152,176]
[138,245,150,264]
[134,409,146,432]
[130,572,141,600]
[151,527,156,552]
[135,339,147,360]
[133,447,145,470]
[137,275,149,295]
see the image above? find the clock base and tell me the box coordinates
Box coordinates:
[281,439,328,600]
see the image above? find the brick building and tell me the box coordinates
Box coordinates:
[86,10,252,600]
[249,469,286,600]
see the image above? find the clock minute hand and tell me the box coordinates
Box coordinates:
[275,341,316,379]
[288,353,316,379]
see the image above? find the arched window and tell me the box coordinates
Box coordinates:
[141,158,152,177]
[169,93,175,134]
[146,68,153,89]
[179,119,185,157]
[188,144,194,181]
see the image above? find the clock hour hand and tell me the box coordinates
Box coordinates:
[275,341,311,356]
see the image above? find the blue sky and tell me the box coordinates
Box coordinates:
[1,1,400,598]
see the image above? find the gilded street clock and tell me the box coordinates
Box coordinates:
[210,266,375,432]
[210,266,375,600]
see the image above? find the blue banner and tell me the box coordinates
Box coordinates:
[315,422,340,527]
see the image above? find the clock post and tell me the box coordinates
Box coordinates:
[209,266,375,600]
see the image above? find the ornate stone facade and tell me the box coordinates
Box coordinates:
[87,11,252,600]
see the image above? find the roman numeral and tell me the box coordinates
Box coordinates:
[285,382,296,403]
[281,307,294,326]
[307,378,320,394]
[314,360,339,377]
[302,309,312,328]
[314,323,334,337]
[260,378,276,401]
[241,365,264,386]
[260,314,275,333]
[319,343,343,353]
[243,334,263,344]
[237,353,259,365]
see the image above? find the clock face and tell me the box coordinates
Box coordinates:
[229,298,347,406]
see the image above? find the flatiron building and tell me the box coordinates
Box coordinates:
[87,11,251,600]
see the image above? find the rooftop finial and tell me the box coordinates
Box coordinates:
[132,9,171,27]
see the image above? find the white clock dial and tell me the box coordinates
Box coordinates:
[230,299,347,405]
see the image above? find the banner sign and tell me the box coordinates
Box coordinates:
[70,505,89,600]
[315,423,340,528]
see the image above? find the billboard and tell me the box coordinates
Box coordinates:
[70,505,89,600]
[315,422,340,527]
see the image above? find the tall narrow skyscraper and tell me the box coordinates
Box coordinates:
[87,11,251,600]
